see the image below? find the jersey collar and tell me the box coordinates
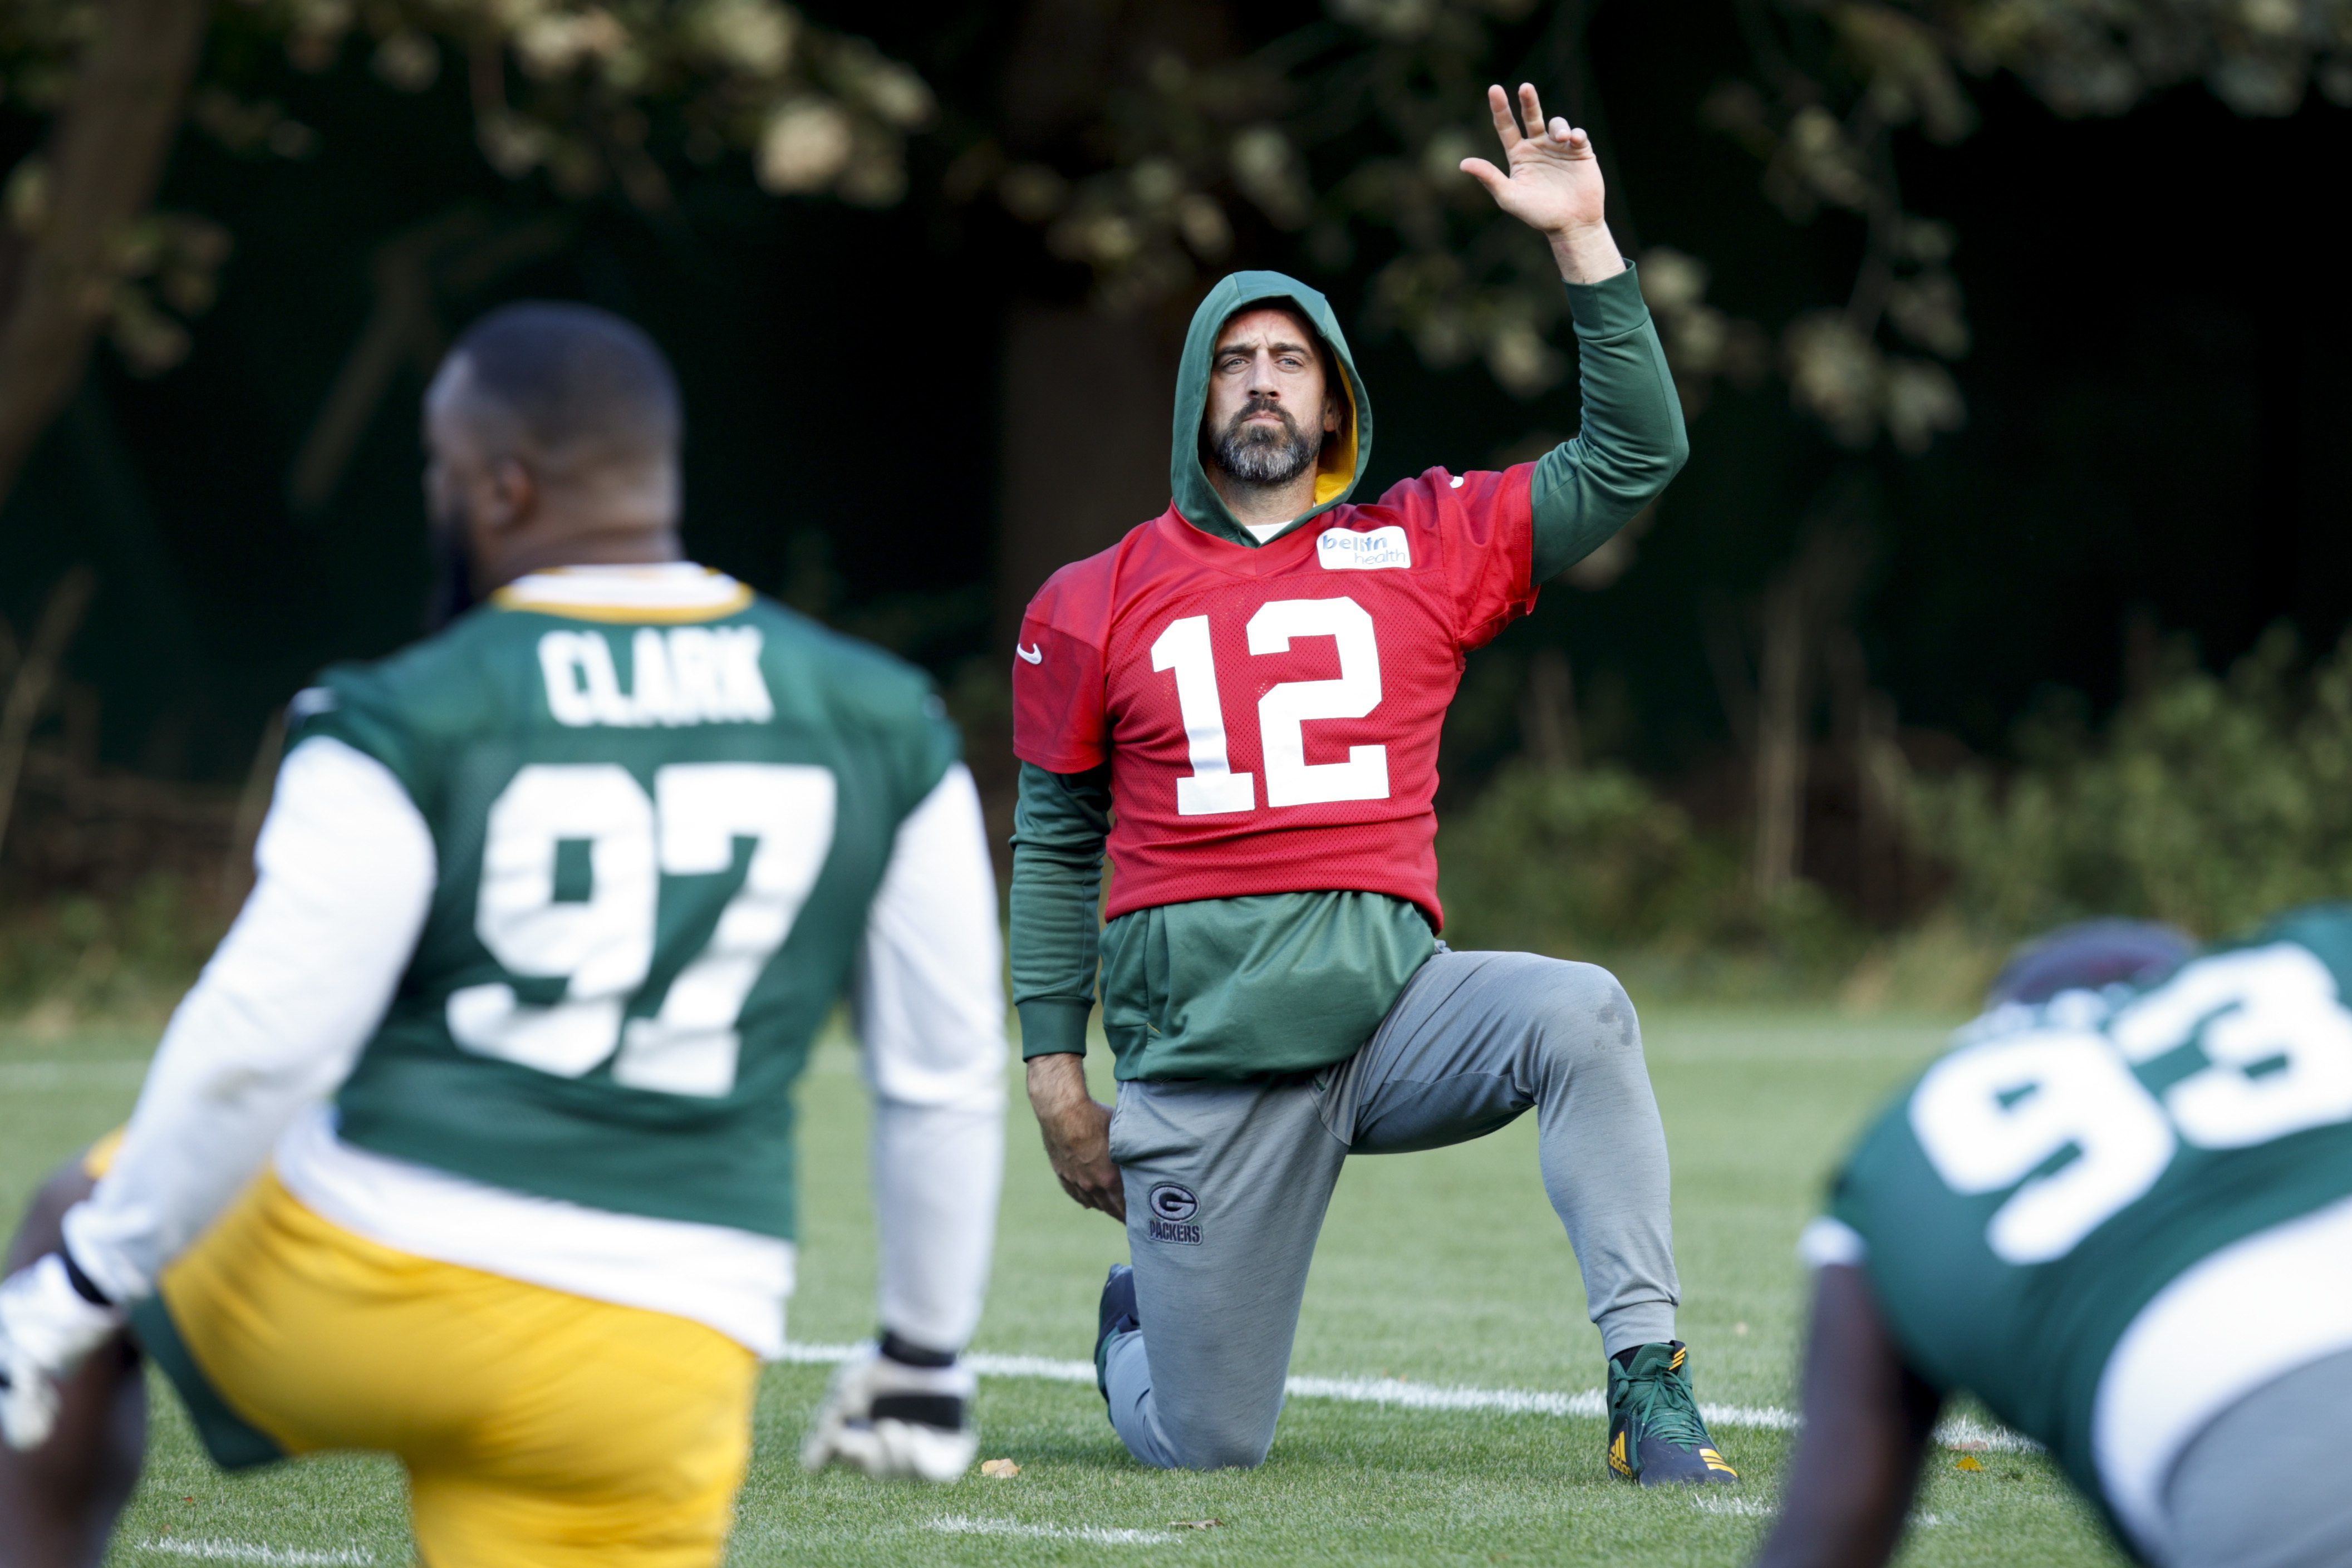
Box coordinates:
[493,563,754,623]
[1156,506,1332,578]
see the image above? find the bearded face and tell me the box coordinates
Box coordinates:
[1209,396,1323,486]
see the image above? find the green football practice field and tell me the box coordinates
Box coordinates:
[0,1009,2130,1567]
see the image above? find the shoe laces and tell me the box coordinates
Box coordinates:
[1628,1369,1710,1449]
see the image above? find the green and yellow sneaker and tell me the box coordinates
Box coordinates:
[1606,1341,1737,1485]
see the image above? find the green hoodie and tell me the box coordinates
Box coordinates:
[1163,269,1375,548]
[1011,263,1685,1082]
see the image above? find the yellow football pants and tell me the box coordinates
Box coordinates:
[152,1171,758,1568]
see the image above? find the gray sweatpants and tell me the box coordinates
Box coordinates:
[1101,950,1680,1469]
[2153,1346,2352,1568]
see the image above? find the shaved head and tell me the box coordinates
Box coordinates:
[431,302,681,482]
[422,302,686,598]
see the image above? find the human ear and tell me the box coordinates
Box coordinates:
[483,456,538,532]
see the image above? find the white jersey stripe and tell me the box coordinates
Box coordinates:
[2094,1189,2352,1551]
[274,1107,797,1356]
[495,563,752,615]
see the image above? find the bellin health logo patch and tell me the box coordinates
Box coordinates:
[1316,526,1411,572]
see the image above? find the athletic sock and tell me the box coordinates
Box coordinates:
[879,1329,958,1368]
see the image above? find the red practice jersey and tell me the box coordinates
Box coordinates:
[1012,466,1539,927]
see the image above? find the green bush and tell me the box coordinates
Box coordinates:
[1437,761,1868,995]
[1914,627,2352,940]
[1438,763,1713,951]
[0,874,223,1028]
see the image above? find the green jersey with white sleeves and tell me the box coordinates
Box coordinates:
[289,564,958,1243]
[1817,903,2352,1548]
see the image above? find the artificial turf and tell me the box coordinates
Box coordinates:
[0,1009,2129,1566]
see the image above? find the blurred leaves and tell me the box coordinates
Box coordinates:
[12,0,2350,437]
[189,0,937,209]
[1914,627,2352,939]
[1700,0,2352,451]
[1437,758,1872,990]
[1440,761,1725,952]
[961,0,2351,452]
[1,0,930,382]
[0,873,223,1024]
[951,0,1594,391]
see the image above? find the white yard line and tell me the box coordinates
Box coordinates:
[930,1515,1173,1545]
[130,1542,373,1566]
[1934,1414,2039,1452]
[778,1341,2036,1451]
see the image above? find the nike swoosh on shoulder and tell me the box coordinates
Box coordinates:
[1016,643,1044,664]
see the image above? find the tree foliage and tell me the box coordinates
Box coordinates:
[946,0,2352,453]
[6,0,2348,499]
[1917,628,2352,938]
[1700,0,2352,452]
[0,0,929,503]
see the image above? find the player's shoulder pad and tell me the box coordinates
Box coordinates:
[739,593,940,717]
[1020,533,1135,646]
[284,608,520,791]
[2246,900,2352,974]
[740,594,960,801]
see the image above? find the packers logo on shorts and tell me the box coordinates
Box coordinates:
[1146,1184,1201,1245]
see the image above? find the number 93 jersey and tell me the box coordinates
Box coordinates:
[1011,469,1538,927]
[291,568,959,1244]
[1817,904,2352,1547]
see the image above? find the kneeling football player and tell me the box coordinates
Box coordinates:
[1760,912,2352,1568]
[1011,84,1731,1482]
[0,303,1008,1568]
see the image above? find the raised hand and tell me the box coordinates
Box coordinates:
[1459,83,1623,283]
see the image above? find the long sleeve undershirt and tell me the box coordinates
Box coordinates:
[68,738,1006,1356]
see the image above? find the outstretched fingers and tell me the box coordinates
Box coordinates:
[1486,83,1522,150]
[1517,82,1548,140]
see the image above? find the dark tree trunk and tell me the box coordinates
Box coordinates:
[994,302,1181,644]
[0,0,212,510]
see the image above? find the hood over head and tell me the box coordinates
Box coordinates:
[1171,271,1373,547]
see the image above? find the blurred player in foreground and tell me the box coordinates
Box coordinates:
[1760,911,2352,1568]
[0,303,1008,1567]
[1012,84,1730,1483]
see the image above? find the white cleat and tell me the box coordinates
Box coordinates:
[801,1342,979,1483]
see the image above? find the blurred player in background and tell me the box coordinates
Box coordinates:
[1759,911,2352,1568]
[1011,85,1731,1483]
[0,302,1008,1568]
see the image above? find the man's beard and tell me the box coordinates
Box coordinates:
[425,498,479,631]
[1209,399,1322,487]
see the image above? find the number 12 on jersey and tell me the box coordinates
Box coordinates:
[1151,596,1389,815]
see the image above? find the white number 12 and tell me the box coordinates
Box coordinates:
[1148,596,1389,817]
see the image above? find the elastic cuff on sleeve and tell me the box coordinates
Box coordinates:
[1017,998,1092,1060]
[1564,261,1651,338]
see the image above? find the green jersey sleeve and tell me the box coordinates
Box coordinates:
[1008,761,1111,1059]
[1528,263,1690,583]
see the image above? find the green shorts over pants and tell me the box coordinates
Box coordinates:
[1101,950,1681,1470]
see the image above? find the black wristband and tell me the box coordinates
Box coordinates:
[60,1249,112,1309]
